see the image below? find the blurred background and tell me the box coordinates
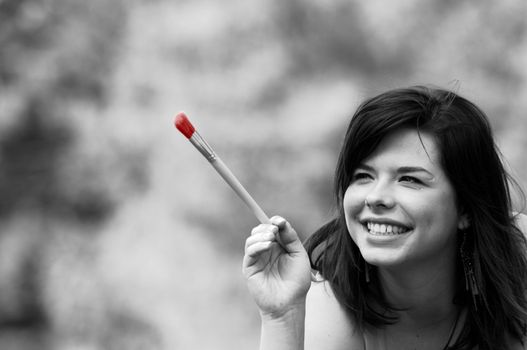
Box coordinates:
[0,0,526,349]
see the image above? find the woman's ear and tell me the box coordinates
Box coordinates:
[458,214,470,230]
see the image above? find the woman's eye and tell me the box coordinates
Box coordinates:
[352,172,372,182]
[400,176,421,184]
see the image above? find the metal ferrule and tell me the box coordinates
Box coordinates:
[189,132,217,162]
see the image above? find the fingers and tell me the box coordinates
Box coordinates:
[250,222,278,236]
[245,229,276,254]
[244,224,278,262]
[244,216,303,260]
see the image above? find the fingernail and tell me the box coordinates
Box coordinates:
[274,217,286,226]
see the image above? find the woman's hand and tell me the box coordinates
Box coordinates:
[243,216,312,319]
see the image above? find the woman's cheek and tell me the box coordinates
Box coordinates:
[343,186,364,221]
[344,184,366,204]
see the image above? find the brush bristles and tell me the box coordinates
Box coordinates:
[174,112,195,139]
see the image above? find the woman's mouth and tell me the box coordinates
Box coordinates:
[365,222,411,235]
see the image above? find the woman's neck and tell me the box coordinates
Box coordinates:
[376,255,458,326]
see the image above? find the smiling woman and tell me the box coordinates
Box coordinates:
[344,128,462,271]
[242,86,527,350]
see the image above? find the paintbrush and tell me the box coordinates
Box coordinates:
[174,112,270,224]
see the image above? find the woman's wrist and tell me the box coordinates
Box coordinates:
[259,301,306,350]
[260,298,306,322]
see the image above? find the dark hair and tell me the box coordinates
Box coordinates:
[305,86,527,350]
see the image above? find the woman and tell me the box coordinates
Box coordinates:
[243,86,527,350]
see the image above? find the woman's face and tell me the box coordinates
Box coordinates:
[343,127,466,269]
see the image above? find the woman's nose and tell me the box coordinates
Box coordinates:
[365,182,395,209]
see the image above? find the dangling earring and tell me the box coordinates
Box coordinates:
[460,230,480,310]
[365,262,371,283]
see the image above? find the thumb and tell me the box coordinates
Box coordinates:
[271,216,304,254]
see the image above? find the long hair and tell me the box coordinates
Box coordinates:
[305,86,527,349]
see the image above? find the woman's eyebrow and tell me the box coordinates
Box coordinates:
[355,164,374,171]
[397,166,435,178]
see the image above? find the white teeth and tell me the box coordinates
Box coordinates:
[365,222,409,235]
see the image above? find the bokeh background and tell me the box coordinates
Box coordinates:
[1,0,526,349]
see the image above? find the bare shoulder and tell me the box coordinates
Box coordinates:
[506,332,527,350]
[515,212,527,236]
[304,278,363,350]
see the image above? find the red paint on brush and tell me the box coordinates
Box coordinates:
[174,112,195,139]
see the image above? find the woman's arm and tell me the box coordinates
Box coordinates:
[259,305,306,350]
[243,216,312,350]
